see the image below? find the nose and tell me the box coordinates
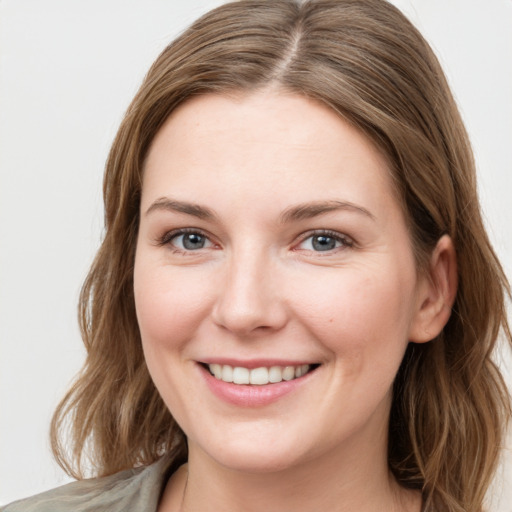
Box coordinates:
[211,250,288,336]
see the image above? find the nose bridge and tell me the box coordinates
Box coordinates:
[212,243,286,335]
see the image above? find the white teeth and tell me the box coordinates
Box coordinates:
[282,366,295,381]
[210,363,222,379]
[232,367,250,384]
[221,365,233,383]
[208,363,312,385]
[268,366,282,383]
[249,367,269,385]
[295,364,309,378]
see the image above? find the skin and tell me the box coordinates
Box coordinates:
[134,89,456,512]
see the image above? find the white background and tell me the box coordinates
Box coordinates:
[1,0,511,508]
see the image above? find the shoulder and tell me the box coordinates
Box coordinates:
[1,456,173,512]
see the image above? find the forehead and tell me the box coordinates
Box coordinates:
[142,90,397,219]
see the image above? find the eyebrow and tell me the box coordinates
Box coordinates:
[279,200,375,223]
[145,197,216,220]
[145,197,375,223]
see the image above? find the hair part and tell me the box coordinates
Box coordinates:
[51,1,511,511]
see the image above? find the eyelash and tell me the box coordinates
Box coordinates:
[294,230,354,253]
[156,228,214,255]
[157,228,354,254]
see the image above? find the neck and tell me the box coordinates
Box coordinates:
[163,420,421,512]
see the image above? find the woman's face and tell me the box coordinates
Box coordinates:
[134,90,428,473]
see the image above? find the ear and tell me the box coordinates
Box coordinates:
[409,235,458,344]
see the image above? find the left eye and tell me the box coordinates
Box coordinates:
[298,233,350,252]
[169,231,213,251]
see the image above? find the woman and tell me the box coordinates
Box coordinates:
[3,0,510,511]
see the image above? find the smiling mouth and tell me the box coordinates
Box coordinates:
[204,363,320,385]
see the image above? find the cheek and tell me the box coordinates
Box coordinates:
[288,263,417,359]
[133,259,214,419]
[133,260,214,351]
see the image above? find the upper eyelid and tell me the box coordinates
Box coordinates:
[156,227,354,248]
[295,229,354,244]
[292,231,356,256]
[159,227,215,246]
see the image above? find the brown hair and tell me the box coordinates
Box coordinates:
[51,1,511,510]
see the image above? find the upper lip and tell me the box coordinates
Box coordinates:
[198,358,318,369]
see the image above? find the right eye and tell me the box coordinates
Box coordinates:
[162,230,215,252]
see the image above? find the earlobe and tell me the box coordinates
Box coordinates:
[409,235,458,344]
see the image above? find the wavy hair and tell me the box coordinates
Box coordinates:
[51,1,511,510]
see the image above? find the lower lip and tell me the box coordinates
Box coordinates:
[199,365,315,407]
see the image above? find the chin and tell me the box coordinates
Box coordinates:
[191,431,312,474]
[214,451,306,475]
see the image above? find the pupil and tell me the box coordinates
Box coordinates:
[183,233,205,250]
[312,235,336,251]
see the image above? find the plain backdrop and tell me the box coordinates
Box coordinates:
[1,0,511,508]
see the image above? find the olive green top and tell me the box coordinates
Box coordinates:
[1,455,174,512]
